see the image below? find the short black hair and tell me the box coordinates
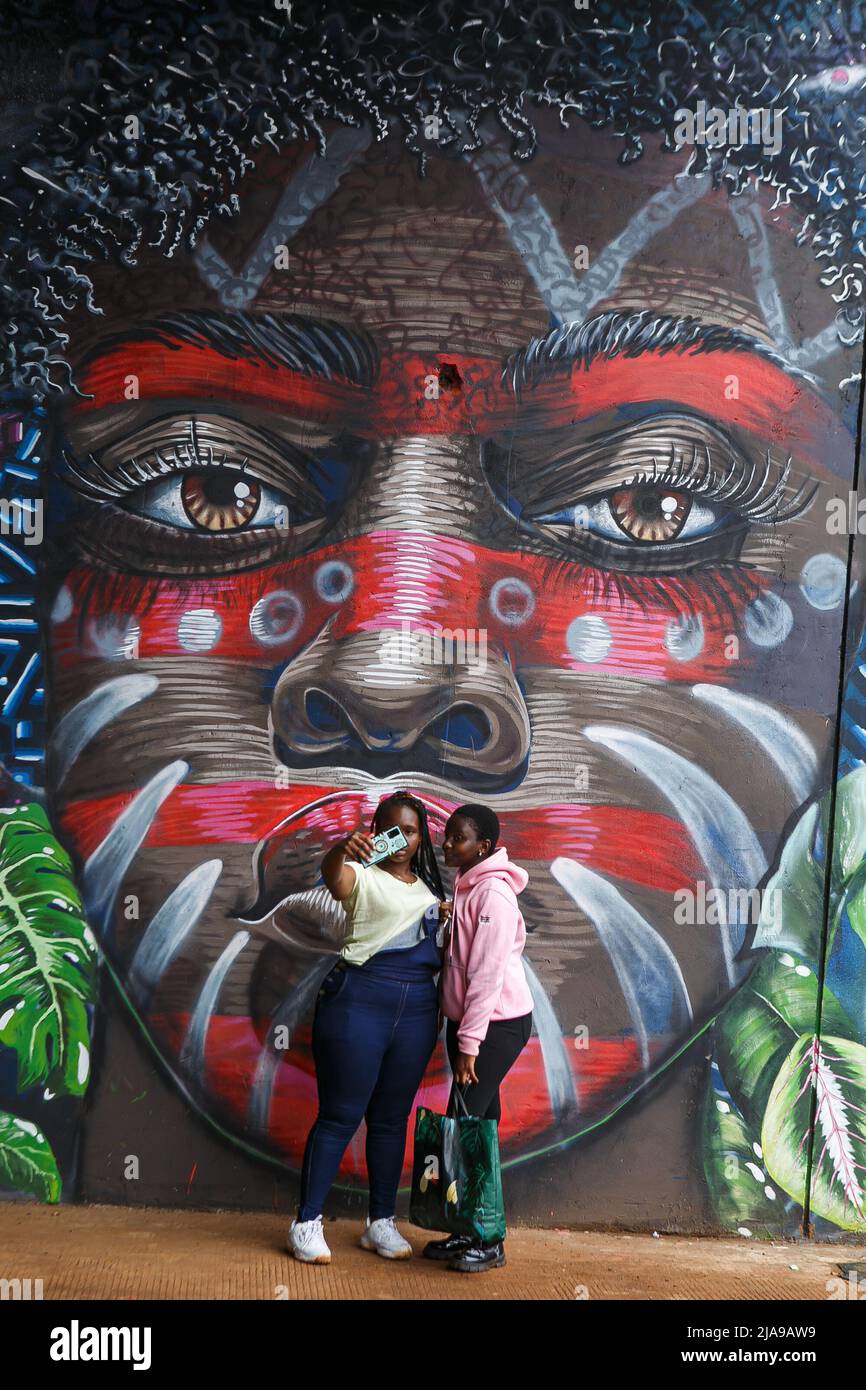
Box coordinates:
[452,803,500,850]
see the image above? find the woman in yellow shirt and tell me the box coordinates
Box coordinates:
[288,790,447,1264]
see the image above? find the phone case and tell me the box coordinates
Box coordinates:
[366,827,409,864]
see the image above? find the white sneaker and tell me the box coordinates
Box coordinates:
[360,1216,413,1260]
[287,1215,331,1264]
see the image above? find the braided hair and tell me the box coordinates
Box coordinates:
[372,791,445,899]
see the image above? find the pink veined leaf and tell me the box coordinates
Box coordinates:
[799,1036,866,1222]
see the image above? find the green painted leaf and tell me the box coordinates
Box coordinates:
[829,765,866,883]
[752,801,823,956]
[846,882,866,950]
[702,1087,783,1237]
[751,767,866,960]
[762,1033,866,1233]
[0,803,98,1095]
[0,1109,61,1202]
[715,952,853,1132]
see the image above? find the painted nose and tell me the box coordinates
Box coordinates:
[271,622,530,783]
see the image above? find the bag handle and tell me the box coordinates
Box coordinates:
[448,1083,471,1118]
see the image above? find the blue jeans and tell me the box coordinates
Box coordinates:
[297,962,439,1221]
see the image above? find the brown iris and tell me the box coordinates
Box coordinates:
[609,484,691,543]
[180,473,261,531]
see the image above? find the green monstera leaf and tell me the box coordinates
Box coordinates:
[0,802,98,1095]
[715,953,853,1134]
[753,766,866,959]
[705,766,866,1235]
[762,1033,866,1233]
[0,1109,61,1202]
[702,1088,781,1238]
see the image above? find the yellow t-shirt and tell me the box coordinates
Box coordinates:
[340,861,438,965]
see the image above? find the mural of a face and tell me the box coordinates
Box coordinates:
[41,109,856,1197]
[1,0,864,1229]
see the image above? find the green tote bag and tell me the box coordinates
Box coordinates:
[409,1085,507,1243]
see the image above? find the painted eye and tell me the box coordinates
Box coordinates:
[536,483,725,545]
[609,483,691,543]
[181,474,261,531]
[126,470,297,532]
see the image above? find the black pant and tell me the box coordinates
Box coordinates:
[445,1012,533,1122]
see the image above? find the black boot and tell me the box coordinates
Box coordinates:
[422,1233,473,1261]
[448,1238,506,1273]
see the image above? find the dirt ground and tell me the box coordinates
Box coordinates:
[1,1201,864,1299]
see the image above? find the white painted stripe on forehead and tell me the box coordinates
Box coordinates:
[469,147,842,376]
[470,136,715,325]
[467,140,586,320]
[193,125,372,308]
[728,191,795,355]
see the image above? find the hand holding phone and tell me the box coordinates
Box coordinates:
[343,829,376,863]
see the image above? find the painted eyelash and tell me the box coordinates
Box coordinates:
[615,443,818,525]
[537,545,765,627]
[60,442,252,502]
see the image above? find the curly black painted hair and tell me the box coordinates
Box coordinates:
[0,0,864,402]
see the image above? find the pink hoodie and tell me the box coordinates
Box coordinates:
[439,846,534,1056]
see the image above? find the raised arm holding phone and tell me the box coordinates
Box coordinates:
[288,791,447,1265]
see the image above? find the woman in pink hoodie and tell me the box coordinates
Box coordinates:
[423,803,534,1273]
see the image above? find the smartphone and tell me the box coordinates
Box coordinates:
[366,825,409,864]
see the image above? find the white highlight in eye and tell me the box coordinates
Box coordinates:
[661,495,679,516]
[233,481,251,500]
[314,561,354,604]
[490,577,536,627]
[177,608,222,652]
[743,592,793,648]
[51,585,73,623]
[665,613,705,661]
[799,553,846,610]
[249,590,303,646]
[566,615,612,663]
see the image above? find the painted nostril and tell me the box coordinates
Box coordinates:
[431,704,491,751]
[304,690,345,734]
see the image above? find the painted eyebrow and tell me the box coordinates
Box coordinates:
[78,310,381,388]
[503,309,817,396]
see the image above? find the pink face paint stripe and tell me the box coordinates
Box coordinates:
[58,783,702,891]
[52,533,768,683]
